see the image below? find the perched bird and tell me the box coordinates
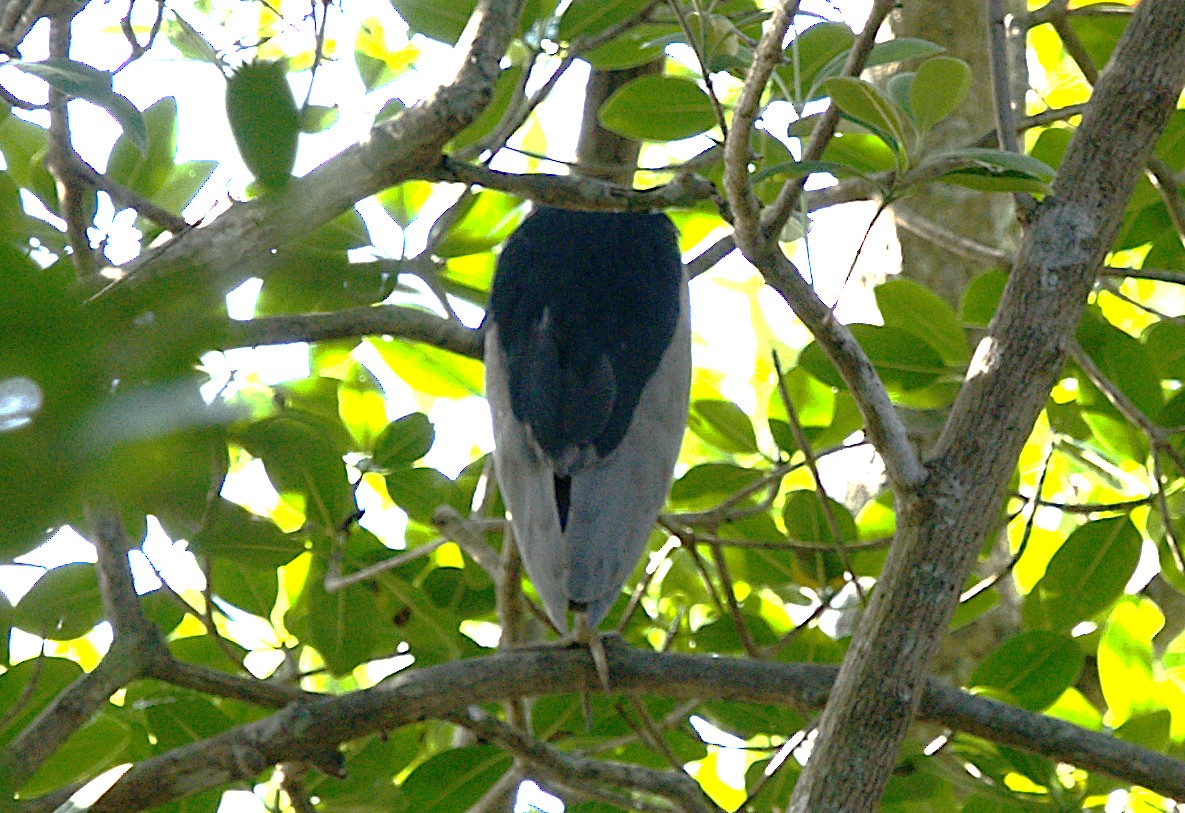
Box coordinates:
[485,206,691,673]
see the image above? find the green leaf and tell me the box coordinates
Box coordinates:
[19,712,133,795]
[304,560,382,675]
[969,631,1083,710]
[106,96,177,198]
[209,558,278,618]
[780,21,854,102]
[193,501,305,568]
[1078,316,1164,419]
[143,693,236,751]
[670,462,764,508]
[0,115,59,209]
[449,65,524,151]
[14,58,147,151]
[1097,597,1162,726]
[371,338,485,398]
[909,56,971,132]
[435,189,525,258]
[385,467,458,524]
[822,77,911,160]
[226,60,299,189]
[14,563,102,640]
[961,269,1008,326]
[1024,517,1141,631]
[585,22,674,71]
[401,745,512,812]
[820,132,898,175]
[782,489,857,543]
[598,76,717,142]
[373,412,435,469]
[1143,320,1185,381]
[238,414,356,529]
[379,180,434,227]
[557,0,652,41]
[391,0,476,44]
[799,324,946,393]
[0,660,85,747]
[865,37,945,69]
[688,399,758,454]
[767,367,836,453]
[300,104,339,133]
[926,148,1055,194]
[875,277,970,365]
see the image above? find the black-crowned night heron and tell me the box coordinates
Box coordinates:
[485,206,690,682]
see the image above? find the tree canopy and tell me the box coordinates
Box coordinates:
[1,0,1185,812]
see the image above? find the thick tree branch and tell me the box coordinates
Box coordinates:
[19,648,1185,813]
[787,2,1185,811]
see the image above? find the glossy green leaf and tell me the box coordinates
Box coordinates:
[14,58,147,150]
[557,0,651,41]
[767,367,836,453]
[0,592,11,665]
[909,56,971,132]
[960,269,1008,326]
[14,563,102,640]
[875,277,970,365]
[969,631,1083,710]
[1097,597,1162,726]
[598,76,717,141]
[373,412,435,469]
[401,745,512,812]
[391,0,476,44]
[819,132,898,175]
[799,324,946,393]
[822,77,910,159]
[192,499,305,568]
[0,115,60,209]
[1078,316,1163,419]
[379,180,434,227]
[689,399,758,454]
[1024,517,1141,630]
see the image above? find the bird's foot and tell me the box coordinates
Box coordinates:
[514,618,617,692]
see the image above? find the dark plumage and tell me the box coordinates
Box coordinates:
[485,206,691,631]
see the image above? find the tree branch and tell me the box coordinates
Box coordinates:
[95,0,525,306]
[19,648,1185,813]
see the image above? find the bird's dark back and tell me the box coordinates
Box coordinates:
[488,207,683,463]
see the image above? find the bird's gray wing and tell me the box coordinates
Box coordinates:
[564,280,691,625]
[484,324,570,631]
